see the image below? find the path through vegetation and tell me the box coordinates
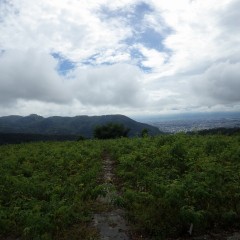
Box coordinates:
[93,152,130,240]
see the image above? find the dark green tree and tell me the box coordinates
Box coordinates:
[94,123,130,139]
[141,128,149,137]
[77,135,86,141]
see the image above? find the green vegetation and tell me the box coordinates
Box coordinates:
[107,134,240,238]
[0,141,102,239]
[141,128,149,137]
[195,127,240,136]
[94,123,130,139]
[0,133,240,239]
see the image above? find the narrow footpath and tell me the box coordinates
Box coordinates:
[92,154,240,240]
[93,152,130,240]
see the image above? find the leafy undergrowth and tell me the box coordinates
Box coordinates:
[1,134,240,239]
[0,141,102,239]
[107,134,240,239]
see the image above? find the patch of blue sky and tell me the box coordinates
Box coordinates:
[99,2,152,31]
[126,27,165,51]
[134,4,174,52]
[139,64,152,73]
[130,48,152,72]
[130,2,153,25]
[99,6,128,20]
[127,27,173,67]
[130,48,144,59]
[80,53,101,65]
[140,28,165,50]
[51,52,76,75]
[81,52,129,66]
[98,2,173,69]
[121,3,166,51]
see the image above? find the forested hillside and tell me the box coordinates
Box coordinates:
[0,114,160,138]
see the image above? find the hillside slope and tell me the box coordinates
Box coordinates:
[0,114,160,138]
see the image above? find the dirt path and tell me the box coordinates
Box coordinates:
[93,152,130,240]
[92,153,240,240]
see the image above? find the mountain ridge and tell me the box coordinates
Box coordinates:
[0,114,161,138]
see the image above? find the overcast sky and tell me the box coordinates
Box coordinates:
[0,0,240,117]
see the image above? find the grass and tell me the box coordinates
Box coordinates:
[0,134,240,239]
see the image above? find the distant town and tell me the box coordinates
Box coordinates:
[139,112,240,133]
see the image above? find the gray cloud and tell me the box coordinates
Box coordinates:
[0,49,71,104]
[218,0,240,33]
[70,63,147,107]
[192,61,240,105]
[0,50,147,109]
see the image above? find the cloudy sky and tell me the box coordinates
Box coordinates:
[0,0,240,117]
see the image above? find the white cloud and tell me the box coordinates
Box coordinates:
[0,48,147,108]
[0,0,133,61]
[69,63,147,107]
[192,61,240,105]
[147,0,219,74]
[140,0,240,111]
[0,0,240,116]
[93,49,131,65]
[136,44,167,70]
[0,49,70,104]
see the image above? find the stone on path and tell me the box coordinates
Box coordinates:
[93,209,129,240]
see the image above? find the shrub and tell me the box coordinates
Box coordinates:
[94,123,130,139]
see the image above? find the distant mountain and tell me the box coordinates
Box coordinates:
[0,114,161,138]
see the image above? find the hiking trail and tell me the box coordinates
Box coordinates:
[93,152,130,240]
